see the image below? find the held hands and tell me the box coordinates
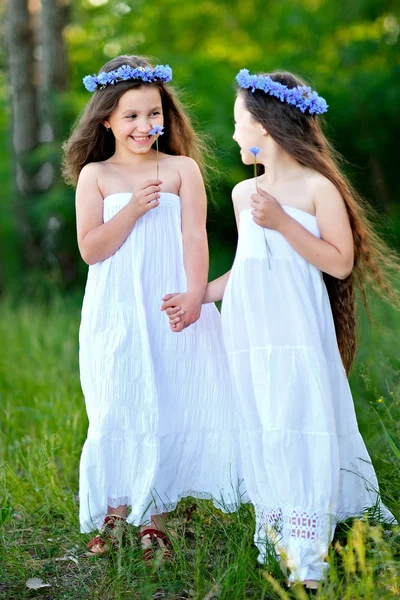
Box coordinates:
[251,188,289,231]
[161,291,202,332]
[128,179,162,219]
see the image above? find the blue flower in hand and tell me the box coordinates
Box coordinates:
[249,147,261,192]
[249,147,272,268]
[150,126,165,178]
[149,125,165,136]
[249,146,260,157]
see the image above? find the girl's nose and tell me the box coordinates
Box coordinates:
[137,120,151,133]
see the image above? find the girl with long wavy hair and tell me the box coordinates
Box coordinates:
[63,55,243,560]
[163,69,397,590]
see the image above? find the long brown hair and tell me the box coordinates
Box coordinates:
[62,55,210,185]
[239,71,399,373]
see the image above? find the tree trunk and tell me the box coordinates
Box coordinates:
[5,0,40,263]
[41,0,69,93]
[6,0,39,176]
[39,0,69,187]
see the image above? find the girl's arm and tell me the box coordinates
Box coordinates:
[162,188,239,322]
[203,271,231,303]
[160,157,209,331]
[202,192,240,302]
[162,269,231,320]
[251,179,354,279]
[203,193,240,302]
[163,158,208,330]
[76,164,161,265]
[179,157,209,303]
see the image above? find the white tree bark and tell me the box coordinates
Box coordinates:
[41,0,69,92]
[5,0,39,258]
[6,0,39,159]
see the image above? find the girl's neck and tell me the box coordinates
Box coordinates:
[110,145,156,166]
[259,141,303,185]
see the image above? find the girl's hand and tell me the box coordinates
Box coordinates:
[161,293,184,330]
[161,292,201,332]
[251,188,290,231]
[128,179,162,219]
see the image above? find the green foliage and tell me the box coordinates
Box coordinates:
[0,0,400,292]
[0,297,399,598]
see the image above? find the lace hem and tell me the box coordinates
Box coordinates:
[107,496,130,508]
[254,505,335,546]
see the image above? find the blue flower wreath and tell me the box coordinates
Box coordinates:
[83,64,173,92]
[236,69,328,115]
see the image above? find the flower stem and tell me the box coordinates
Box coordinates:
[254,157,272,269]
[156,138,159,179]
[264,231,272,270]
[254,159,259,193]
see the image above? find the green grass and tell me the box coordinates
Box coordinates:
[0,295,399,599]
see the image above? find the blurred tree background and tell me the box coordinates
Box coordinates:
[0,0,399,295]
[1,4,400,596]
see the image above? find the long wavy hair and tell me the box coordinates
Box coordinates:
[62,55,210,185]
[239,71,399,373]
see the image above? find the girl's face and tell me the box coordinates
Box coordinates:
[233,94,265,165]
[104,86,164,155]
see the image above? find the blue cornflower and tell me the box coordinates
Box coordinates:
[97,72,112,87]
[150,126,165,178]
[249,146,272,268]
[249,147,260,192]
[149,125,165,136]
[83,75,98,92]
[249,146,260,158]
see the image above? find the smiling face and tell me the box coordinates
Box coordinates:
[233,94,266,165]
[104,85,164,155]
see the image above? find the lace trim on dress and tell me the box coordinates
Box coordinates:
[254,505,335,546]
[107,497,130,508]
[107,490,240,514]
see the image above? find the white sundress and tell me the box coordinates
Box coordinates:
[78,192,244,533]
[221,206,395,582]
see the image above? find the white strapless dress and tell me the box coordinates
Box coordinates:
[79,192,244,532]
[221,206,394,582]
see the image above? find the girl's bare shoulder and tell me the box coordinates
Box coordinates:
[303,167,335,191]
[232,178,256,204]
[161,154,200,171]
[161,155,203,189]
[308,170,343,206]
[78,160,111,183]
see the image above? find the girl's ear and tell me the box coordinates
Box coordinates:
[102,120,111,131]
[254,119,268,137]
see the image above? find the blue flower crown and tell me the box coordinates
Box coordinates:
[83,64,173,92]
[236,69,328,115]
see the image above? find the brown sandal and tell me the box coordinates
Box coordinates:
[139,527,174,564]
[87,514,127,555]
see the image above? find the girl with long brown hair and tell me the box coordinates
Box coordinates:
[63,55,244,559]
[163,69,397,589]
